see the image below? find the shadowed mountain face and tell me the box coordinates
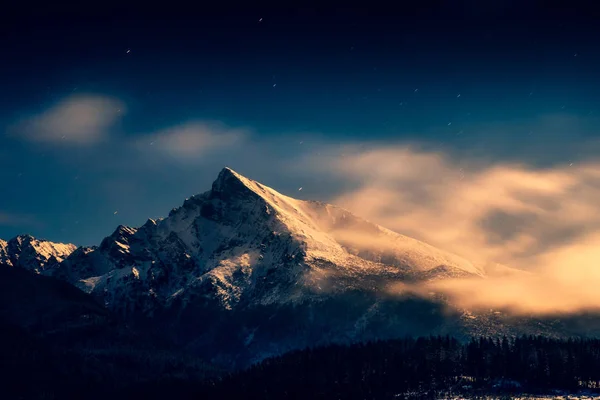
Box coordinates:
[4,168,600,369]
[0,263,597,400]
[0,264,110,398]
[0,264,107,333]
[0,264,217,398]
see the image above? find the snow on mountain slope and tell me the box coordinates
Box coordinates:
[0,239,8,265]
[0,235,76,274]
[54,167,483,316]
[215,168,482,276]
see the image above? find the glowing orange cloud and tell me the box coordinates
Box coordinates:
[307,144,600,315]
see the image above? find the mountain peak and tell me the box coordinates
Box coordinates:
[213,166,249,187]
[11,234,35,244]
[210,166,266,202]
[222,166,238,175]
[113,225,137,237]
[0,235,76,273]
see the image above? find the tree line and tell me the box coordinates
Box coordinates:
[194,335,600,399]
[5,331,600,399]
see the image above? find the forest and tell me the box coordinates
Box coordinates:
[190,335,600,399]
[5,328,600,399]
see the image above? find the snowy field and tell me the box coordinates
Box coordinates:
[438,396,600,399]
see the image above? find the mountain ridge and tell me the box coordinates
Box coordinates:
[1,167,482,280]
[53,167,484,310]
[1,167,524,368]
[0,234,76,274]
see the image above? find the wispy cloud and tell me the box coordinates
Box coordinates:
[0,212,39,228]
[421,244,600,314]
[134,121,247,160]
[15,94,125,145]
[316,145,600,268]
[299,142,600,315]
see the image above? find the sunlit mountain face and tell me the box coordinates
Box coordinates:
[3,2,600,398]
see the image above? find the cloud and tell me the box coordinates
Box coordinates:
[16,94,124,145]
[421,240,600,314]
[134,121,247,160]
[300,143,600,315]
[0,212,39,228]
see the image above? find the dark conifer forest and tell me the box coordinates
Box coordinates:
[131,335,600,399]
[5,310,600,399]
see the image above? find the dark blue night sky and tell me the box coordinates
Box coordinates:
[2,2,600,245]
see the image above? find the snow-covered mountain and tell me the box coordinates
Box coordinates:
[6,168,600,368]
[0,235,76,274]
[55,167,482,311]
[41,167,487,366]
